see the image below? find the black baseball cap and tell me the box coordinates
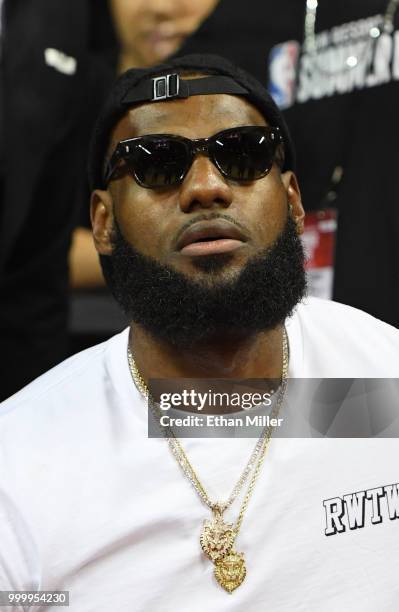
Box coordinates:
[88,53,296,190]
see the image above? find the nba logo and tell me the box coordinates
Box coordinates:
[268,41,300,109]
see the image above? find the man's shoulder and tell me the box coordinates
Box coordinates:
[0,328,130,421]
[290,297,399,376]
[296,297,399,335]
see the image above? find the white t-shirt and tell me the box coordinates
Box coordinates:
[1,297,399,612]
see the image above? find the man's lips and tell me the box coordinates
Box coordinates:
[176,220,248,257]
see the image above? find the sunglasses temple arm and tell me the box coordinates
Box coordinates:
[102,149,121,186]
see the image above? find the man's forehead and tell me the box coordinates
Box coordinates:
[109,93,268,147]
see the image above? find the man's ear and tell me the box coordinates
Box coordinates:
[90,190,114,255]
[282,171,305,235]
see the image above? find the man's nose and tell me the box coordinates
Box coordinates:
[178,155,233,213]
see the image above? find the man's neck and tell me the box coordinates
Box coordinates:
[129,323,285,382]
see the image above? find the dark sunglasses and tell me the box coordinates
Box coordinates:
[103,125,283,189]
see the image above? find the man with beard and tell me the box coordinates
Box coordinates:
[1,55,399,610]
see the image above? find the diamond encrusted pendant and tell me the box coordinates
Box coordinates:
[200,511,235,562]
[214,550,247,593]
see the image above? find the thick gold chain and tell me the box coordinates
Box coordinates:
[127,328,288,533]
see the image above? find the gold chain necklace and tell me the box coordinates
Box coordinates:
[127,329,288,593]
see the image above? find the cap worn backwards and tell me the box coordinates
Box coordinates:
[88,53,296,191]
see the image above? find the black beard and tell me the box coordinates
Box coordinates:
[100,214,306,349]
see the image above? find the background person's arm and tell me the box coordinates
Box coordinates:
[69,227,105,289]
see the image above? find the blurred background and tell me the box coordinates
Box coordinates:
[1,0,398,400]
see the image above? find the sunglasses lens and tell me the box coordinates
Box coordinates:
[127,137,189,188]
[213,128,278,181]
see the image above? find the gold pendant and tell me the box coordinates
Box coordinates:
[215,550,247,593]
[200,512,235,562]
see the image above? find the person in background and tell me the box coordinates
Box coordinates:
[110,0,219,72]
[70,0,219,289]
[0,0,92,400]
